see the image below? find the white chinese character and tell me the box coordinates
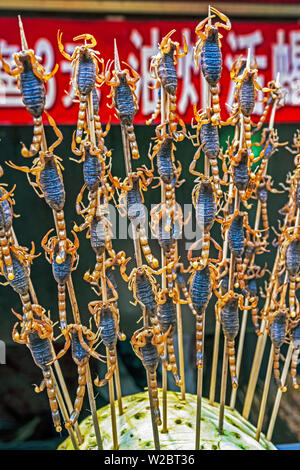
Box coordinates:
[177,28,199,115]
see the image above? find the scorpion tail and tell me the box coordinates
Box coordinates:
[166,335,182,387]
[168,93,177,136]
[210,85,221,126]
[181,286,197,316]
[65,363,87,428]
[201,231,210,267]
[291,347,300,389]
[0,228,15,280]
[146,96,161,125]
[273,346,287,392]
[94,346,116,387]
[196,310,205,368]
[209,157,222,198]
[125,124,140,159]
[243,116,254,160]
[55,209,67,264]
[43,367,62,432]
[84,252,104,284]
[20,291,34,323]
[21,116,43,158]
[76,96,87,144]
[227,339,238,389]
[148,368,162,426]
[58,283,67,332]
[139,226,159,269]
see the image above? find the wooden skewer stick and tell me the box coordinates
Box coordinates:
[18,16,28,51]
[87,90,115,449]
[256,208,300,441]
[209,123,239,405]
[266,340,293,441]
[195,45,211,448]
[115,39,160,450]
[218,126,241,433]
[242,74,283,420]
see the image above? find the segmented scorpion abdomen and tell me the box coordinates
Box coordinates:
[70,329,90,365]
[285,238,300,277]
[140,334,159,371]
[239,76,255,117]
[115,75,136,126]
[256,183,268,203]
[220,295,239,388]
[99,307,117,349]
[193,179,217,232]
[77,52,96,96]
[52,246,72,285]
[28,331,54,368]
[233,151,249,192]
[19,58,45,118]
[39,157,65,211]
[135,271,157,318]
[83,147,102,191]
[190,266,212,314]
[157,293,176,334]
[90,215,108,255]
[228,214,244,258]
[158,47,177,96]
[126,178,145,225]
[0,190,13,231]
[3,251,30,295]
[220,296,239,341]
[157,215,176,255]
[156,136,174,184]
[270,310,287,390]
[246,278,258,297]
[200,29,222,86]
[92,86,99,115]
[200,122,219,160]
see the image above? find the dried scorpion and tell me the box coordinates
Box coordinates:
[57,32,105,144]
[194,7,231,125]
[12,304,62,432]
[88,292,126,387]
[7,114,68,264]
[0,19,58,157]
[105,45,140,159]
[41,230,79,332]
[148,29,187,139]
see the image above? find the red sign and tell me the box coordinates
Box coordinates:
[0,17,299,125]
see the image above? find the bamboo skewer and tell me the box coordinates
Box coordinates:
[266,341,293,441]
[242,74,284,420]
[115,40,160,450]
[195,44,211,448]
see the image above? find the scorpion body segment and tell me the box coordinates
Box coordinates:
[135,270,158,319]
[0,188,13,231]
[269,310,287,391]
[200,28,222,87]
[39,157,66,211]
[192,177,217,232]
[285,238,300,277]
[200,122,219,160]
[233,151,250,193]
[156,135,174,184]
[131,329,161,426]
[238,75,255,117]
[220,295,239,388]
[82,146,102,192]
[2,249,30,294]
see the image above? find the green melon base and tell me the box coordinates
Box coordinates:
[58,390,276,450]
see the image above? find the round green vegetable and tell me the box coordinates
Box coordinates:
[58,390,276,450]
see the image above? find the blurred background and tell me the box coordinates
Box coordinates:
[0,0,300,450]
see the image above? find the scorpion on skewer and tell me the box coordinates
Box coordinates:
[147,30,187,140]
[194,7,231,126]
[7,114,68,264]
[12,304,62,432]
[0,18,58,157]
[41,230,79,332]
[57,32,105,144]
[88,291,126,387]
[48,323,105,428]
[105,43,140,159]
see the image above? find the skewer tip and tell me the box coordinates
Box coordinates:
[275,72,280,87]
[18,15,28,51]
[114,38,121,72]
[246,48,251,71]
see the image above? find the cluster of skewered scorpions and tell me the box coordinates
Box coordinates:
[1,10,300,436]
